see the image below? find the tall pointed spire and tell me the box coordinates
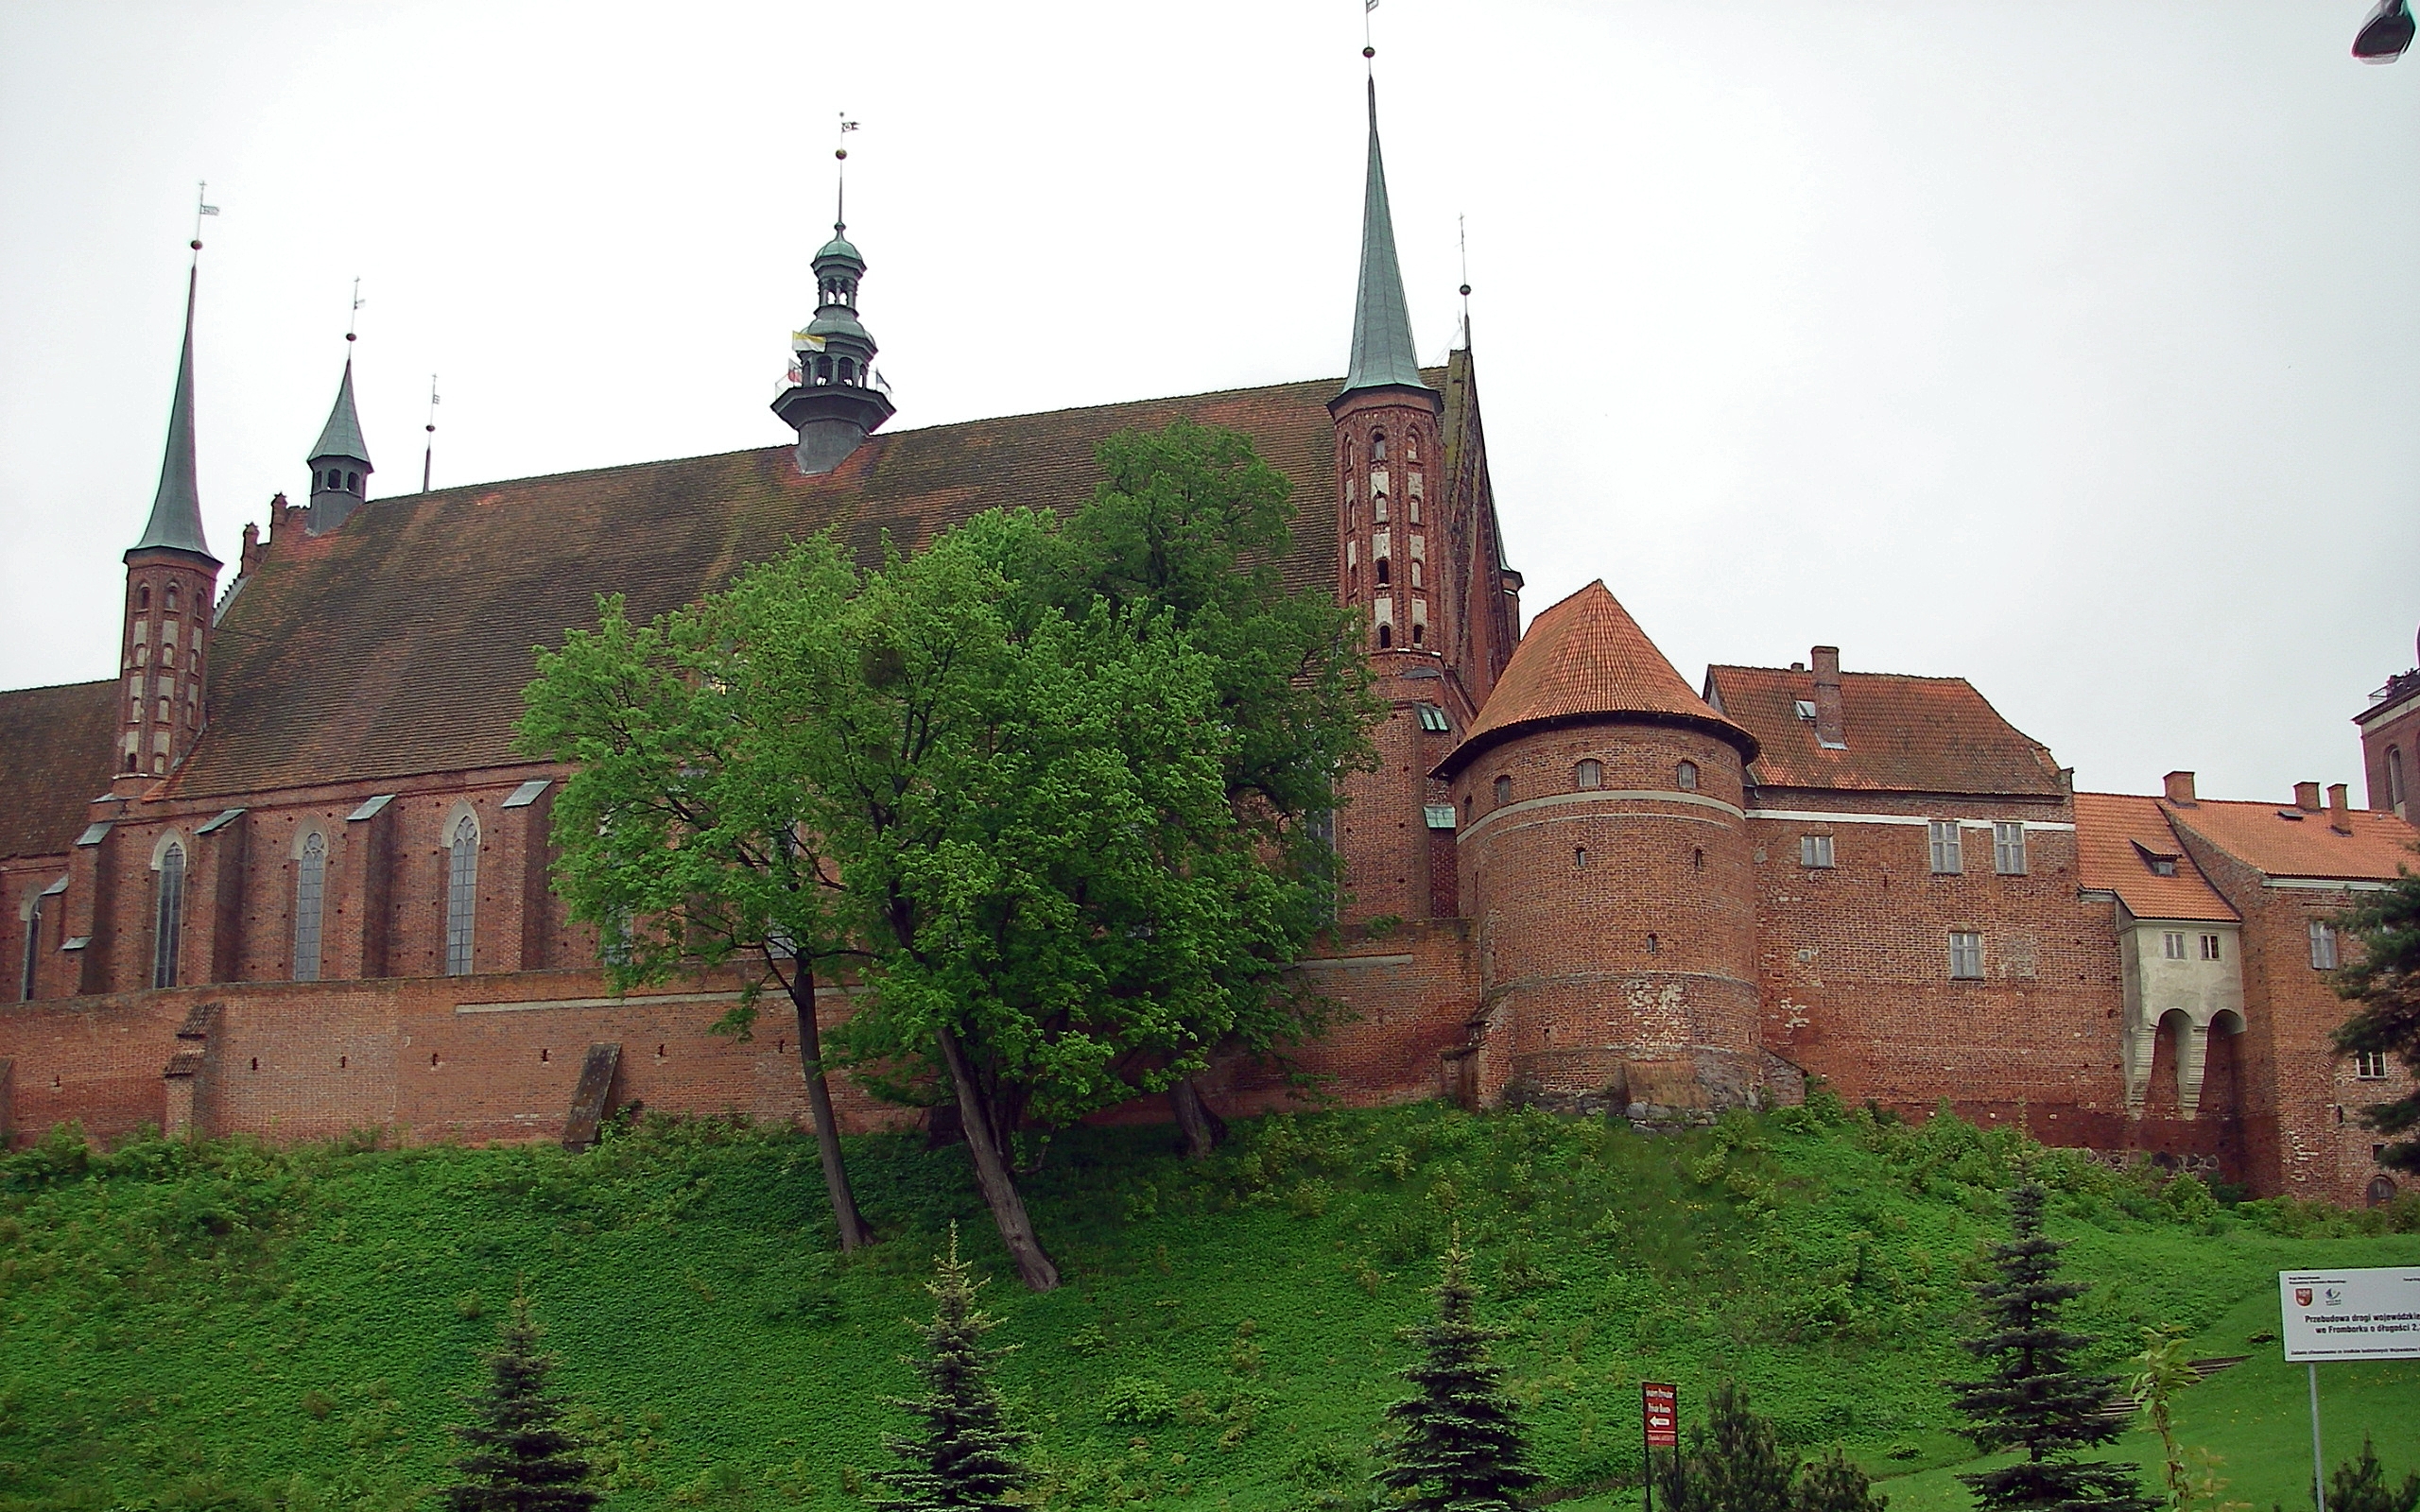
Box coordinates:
[129,266,217,564]
[1340,77,1428,397]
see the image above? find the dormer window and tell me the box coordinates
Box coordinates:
[2130,839,2181,878]
[1794,699,1817,720]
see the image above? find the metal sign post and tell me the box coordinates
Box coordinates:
[2279,1266,2420,1512]
[1642,1382,1679,1512]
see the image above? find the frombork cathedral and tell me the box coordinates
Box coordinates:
[3,81,2414,1207]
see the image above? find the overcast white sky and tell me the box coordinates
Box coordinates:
[2,1,2414,806]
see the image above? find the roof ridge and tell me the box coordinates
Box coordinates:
[0,677,119,699]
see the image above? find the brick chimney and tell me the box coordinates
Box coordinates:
[2329,782,2353,833]
[2294,782,2323,812]
[1810,645,1845,748]
[2163,770,2197,805]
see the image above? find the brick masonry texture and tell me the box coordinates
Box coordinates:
[4,351,2417,1209]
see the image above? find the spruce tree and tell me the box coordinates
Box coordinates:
[2326,1436,2420,1512]
[1949,1183,2155,1512]
[1374,1238,1539,1512]
[1795,1449,1889,1512]
[1686,1382,1796,1512]
[442,1295,601,1512]
[872,1228,1031,1512]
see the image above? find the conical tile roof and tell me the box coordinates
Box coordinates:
[1436,580,1754,776]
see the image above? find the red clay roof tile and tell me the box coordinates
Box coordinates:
[2162,798,2419,884]
[0,679,118,861]
[1705,663,2064,797]
[165,375,1357,800]
[2073,792,2238,922]
[1439,580,1753,776]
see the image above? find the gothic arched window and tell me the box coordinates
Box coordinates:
[1409,558,1423,590]
[137,586,151,611]
[346,472,360,491]
[20,892,45,1002]
[1375,558,1391,588]
[1376,623,1392,649]
[445,814,478,976]
[1372,431,1389,464]
[164,584,179,614]
[152,840,186,989]
[1374,493,1389,524]
[293,832,327,982]
[2391,747,2407,811]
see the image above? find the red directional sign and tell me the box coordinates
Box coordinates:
[1642,1383,1679,1448]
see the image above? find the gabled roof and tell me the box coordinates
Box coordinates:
[309,358,371,466]
[1704,663,2064,797]
[164,374,1359,799]
[1437,580,1753,778]
[2163,798,2419,885]
[2073,792,2238,922]
[0,680,118,862]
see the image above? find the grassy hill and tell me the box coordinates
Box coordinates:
[3,1095,2415,1512]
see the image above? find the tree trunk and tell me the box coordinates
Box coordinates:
[935,1024,1060,1291]
[1170,1073,1226,1160]
[786,964,872,1251]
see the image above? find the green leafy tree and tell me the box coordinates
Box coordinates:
[441,1295,602,1512]
[518,561,871,1250]
[2325,1436,2420,1512]
[2330,868,2420,1176]
[1374,1238,1538,1512]
[1019,420,1379,1155]
[871,1228,1031,1512]
[1949,1183,2155,1512]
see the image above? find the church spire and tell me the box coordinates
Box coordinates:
[306,353,373,533]
[1339,76,1428,398]
[128,266,216,564]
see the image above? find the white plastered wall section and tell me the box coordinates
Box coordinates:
[2116,910,2245,1116]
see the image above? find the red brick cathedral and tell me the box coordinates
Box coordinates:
[3,86,2414,1207]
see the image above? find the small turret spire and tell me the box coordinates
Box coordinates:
[305,320,374,532]
[130,266,216,564]
[1340,73,1428,397]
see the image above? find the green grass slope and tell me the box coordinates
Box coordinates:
[2,1097,2414,1512]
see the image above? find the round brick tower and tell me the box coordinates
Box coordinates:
[1436,580,1763,1116]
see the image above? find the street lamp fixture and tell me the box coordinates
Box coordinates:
[2355,0,2415,62]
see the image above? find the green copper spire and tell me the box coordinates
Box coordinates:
[1340,77,1428,397]
[130,266,217,564]
[310,358,372,468]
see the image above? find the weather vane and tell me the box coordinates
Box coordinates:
[347,277,364,344]
[191,181,219,256]
[422,375,441,493]
[835,112,859,227]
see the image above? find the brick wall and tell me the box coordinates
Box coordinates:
[1452,721,1763,1111]
[1743,786,2128,1143]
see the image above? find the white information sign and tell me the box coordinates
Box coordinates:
[2278,1267,2420,1362]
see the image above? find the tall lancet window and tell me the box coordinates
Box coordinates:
[20,893,44,1002]
[153,840,186,989]
[445,814,479,976]
[293,832,327,982]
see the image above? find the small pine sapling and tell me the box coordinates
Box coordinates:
[1795,1449,1889,1512]
[872,1228,1032,1512]
[442,1294,602,1512]
[1373,1236,1539,1512]
[1949,1183,2156,1512]
[2326,1436,2420,1512]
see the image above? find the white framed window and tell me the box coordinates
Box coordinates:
[293,832,327,982]
[1948,931,1984,980]
[1993,821,2027,875]
[153,839,186,989]
[2162,931,2187,960]
[2355,1050,2389,1080]
[1575,759,1603,790]
[1928,820,1963,874]
[2309,920,2340,971]
[2199,934,2221,962]
[1799,834,1835,868]
[446,814,479,977]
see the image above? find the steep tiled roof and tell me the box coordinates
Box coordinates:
[0,680,118,861]
[167,375,1354,799]
[2073,792,2238,922]
[2164,798,2419,884]
[1438,580,1752,777]
[1704,664,2064,797]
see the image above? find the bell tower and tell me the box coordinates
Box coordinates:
[120,263,221,779]
[771,143,896,474]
